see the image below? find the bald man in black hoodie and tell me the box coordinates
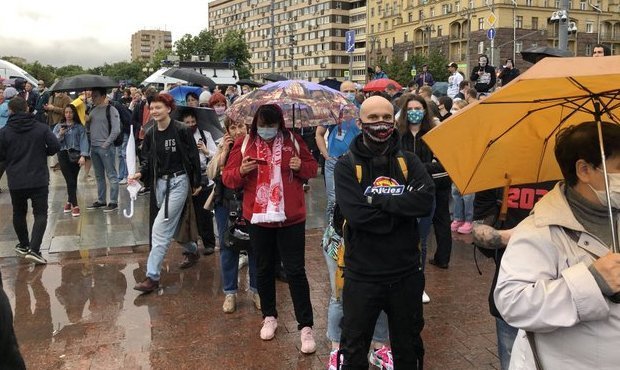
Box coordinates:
[334,96,434,369]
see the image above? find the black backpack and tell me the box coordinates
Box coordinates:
[105,103,126,147]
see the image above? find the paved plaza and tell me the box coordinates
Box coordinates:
[0,168,501,369]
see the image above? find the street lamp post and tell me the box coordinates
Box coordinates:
[424,25,435,55]
[511,0,517,63]
[270,0,275,73]
[589,1,602,44]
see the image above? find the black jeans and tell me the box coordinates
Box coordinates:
[248,221,313,329]
[192,184,216,248]
[9,187,49,253]
[340,272,425,370]
[58,150,81,206]
[432,187,453,265]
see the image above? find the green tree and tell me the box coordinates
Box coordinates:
[24,61,57,86]
[193,29,218,58]
[174,34,196,61]
[55,64,86,77]
[213,30,252,79]
[151,48,173,68]
[382,56,412,86]
[409,50,450,84]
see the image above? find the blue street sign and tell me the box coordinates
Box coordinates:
[345,30,355,53]
[487,28,496,40]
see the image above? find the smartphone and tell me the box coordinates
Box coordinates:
[249,157,268,165]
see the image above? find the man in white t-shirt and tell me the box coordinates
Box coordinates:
[446,62,464,99]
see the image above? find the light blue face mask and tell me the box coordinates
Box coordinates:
[257,127,278,140]
[407,109,425,125]
[345,92,356,102]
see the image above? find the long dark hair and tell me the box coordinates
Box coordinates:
[60,104,83,125]
[396,94,435,136]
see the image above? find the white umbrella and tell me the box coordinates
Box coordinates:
[124,125,142,218]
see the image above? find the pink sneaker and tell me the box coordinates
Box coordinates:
[450,220,464,231]
[457,221,474,234]
[369,345,394,370]
[327,349,342,370]
[260,316,278,340]
[300,326,316,354]
[63,202,72,213]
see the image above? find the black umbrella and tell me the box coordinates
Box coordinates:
[263,73,288,82]
[236,79,264,88]
[48,74,117,92]
[173,106,225,141]
[162,68,216,89]
[520,46,573,64]
[318,78,342,91]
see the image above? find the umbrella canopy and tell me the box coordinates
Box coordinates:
[226,80,357,128]
[49,74,117,92]
[169,85,204,106]
[520,46,573,64]
[362,78,403,92]
[263,73,288,82]
[173,106,225,141]
[318,78,342,92]
[423,55,620,195]
[236,79,264,88]
[162,68,216,89]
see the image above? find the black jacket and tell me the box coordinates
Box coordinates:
[400,129,451,190]
[470,65,497,93]
[0,113,60,190]
[334,133,435,282]
[498,67,520,86]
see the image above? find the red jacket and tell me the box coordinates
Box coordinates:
[222,131,318,227]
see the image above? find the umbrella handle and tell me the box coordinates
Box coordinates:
[123,200,134,218]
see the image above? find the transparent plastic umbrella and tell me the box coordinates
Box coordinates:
[123,126,142,218]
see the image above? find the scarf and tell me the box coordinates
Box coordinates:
[250,133,286,224]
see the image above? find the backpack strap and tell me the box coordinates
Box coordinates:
[240,135,250,156]
[395,150,409,181]
[347,151,363,184]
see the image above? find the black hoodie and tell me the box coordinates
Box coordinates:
[334,132,435,283]
[0,112,60,190]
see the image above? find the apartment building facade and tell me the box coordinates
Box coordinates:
[131,30,173,62]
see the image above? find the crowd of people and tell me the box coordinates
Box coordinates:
[0,44,617,370]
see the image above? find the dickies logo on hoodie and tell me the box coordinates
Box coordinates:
[364,176,405,196]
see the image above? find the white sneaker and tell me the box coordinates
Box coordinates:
[119,178,128,185]
[238,253,249,270]
[222,294,236,313]
[422,291,431,304]
[300,326,316,354]
[260,316,278,340]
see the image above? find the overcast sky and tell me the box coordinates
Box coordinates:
[1,2,211,68]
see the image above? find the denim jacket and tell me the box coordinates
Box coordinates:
[53,122,90,156]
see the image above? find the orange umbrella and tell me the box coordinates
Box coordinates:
[424,55,620,195]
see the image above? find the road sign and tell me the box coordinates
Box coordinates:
[345,30,355,53]
[485,13,497,27]
[487,28,496,40]
[344,70,350,77]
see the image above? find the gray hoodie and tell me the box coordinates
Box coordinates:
[89,103,120,148]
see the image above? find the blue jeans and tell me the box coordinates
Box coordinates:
[324,157,337,223]
[216,204,257,294]
[451,183,474,222]
[117,133,129,180]
[146,174,197,281]
[323,248,389,343]
[417,198,436,272]
[91,145,119,204]
[496,317,518,370]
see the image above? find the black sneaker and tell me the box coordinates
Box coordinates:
[103,203,118,212]
[25,250,47,265]
[138,187,150,196]
[15,243,30,256]
[86,201,106,210]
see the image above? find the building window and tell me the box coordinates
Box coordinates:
[585,44,592,55]
[516,16,523,28]
[525,0,532,5]
[478,41,485,54]
[430,7,435,16]
[532,17,538,30]
[419,10,424,20]
[371,7,375,17]
[579,0,586,9]
[455,1,461,12]
[404,51,409,61]
[409,12,413,22]
[404,31,409,42]
[385,38,388,48]
[586,22,593,33]
[371,25,374,33]
[516,41,523,53]
[478,18,484,30]
[378,23,381,31]
[437,25,443,36]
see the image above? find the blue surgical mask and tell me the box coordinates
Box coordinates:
[345,92,356,102]
[257,127,278,140]
[407,109,425,125]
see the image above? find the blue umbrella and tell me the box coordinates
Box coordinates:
[169,86,204,106]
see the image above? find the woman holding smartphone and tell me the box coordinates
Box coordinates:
[53,104,89,217]
[222,104,318,353]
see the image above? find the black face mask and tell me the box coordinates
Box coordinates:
[190,125,198,133]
